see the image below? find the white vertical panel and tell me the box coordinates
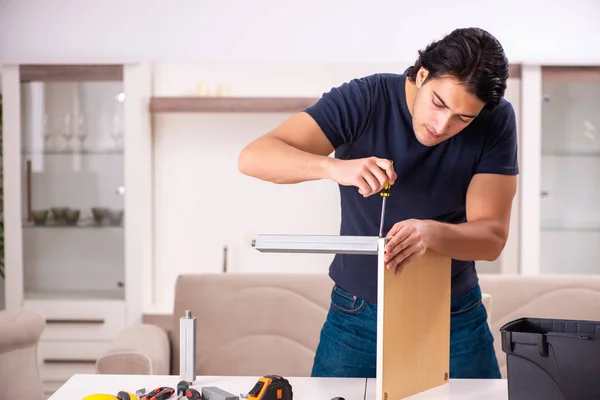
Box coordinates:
[123,63,153,322]
[2,65,24,308]
[23,82,45,171]
[520,65,542,275]
[471,76,522,275]
[501,76,522,274]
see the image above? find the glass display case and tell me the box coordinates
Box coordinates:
[17,65,126,300]
[540,66,600,274]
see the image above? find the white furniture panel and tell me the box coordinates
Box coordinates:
[24,299,125,341]
[37,341,112,381]
[476,70,522,275]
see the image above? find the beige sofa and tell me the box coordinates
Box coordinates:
[479,274,600,377]
[0,308,46,400]
[97,273,334,377]
[96,273,600,379]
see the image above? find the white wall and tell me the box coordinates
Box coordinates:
[147,62,523,312]
[151,62,404,311]
[0,0,599,65]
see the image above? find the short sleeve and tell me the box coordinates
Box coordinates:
[475,101,520,175]
[303,76,374,149]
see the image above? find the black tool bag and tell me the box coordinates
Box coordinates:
[501,317,600,400]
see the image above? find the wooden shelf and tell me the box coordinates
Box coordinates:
[542,66,600,82]
[149,96,319,113]
[19,64,123,82]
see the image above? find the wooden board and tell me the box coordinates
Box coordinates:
[376,238,452,400]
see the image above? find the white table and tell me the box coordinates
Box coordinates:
[365,378,509,399]
[49,374,510,399]
[48,374,368,400]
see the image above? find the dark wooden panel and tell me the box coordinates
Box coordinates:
[542,66,600,82]
[20,64,123,82]
[46,318,105,324]
[509,64,522,79]
[150,96,319,113]
[43,359,97,364]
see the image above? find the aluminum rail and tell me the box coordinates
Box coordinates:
[251,234,381,255]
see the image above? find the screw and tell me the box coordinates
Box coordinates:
[383,393,388,400]
[444,372,449,380]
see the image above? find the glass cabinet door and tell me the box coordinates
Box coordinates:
[540,66,600,274]
[19,65,125,300]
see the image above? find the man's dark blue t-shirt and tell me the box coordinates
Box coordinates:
[303,71,519,304]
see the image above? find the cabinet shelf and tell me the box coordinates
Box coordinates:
[149,96,319,113]
[542,151,600,157]
[541,221,600,232]
[22,149,123,156]
[23,220,123,229]
[24,288,124,301]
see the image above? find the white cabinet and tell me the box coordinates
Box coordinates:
[539,67,600,274]
[520,65,600,275]
[1,64,151,396]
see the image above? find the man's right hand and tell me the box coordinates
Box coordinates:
[327,157,397,197]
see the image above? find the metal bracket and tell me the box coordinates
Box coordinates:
[251,234,381,255]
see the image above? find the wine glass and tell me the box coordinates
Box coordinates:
[76,114,88,152]
[60,113,73,152]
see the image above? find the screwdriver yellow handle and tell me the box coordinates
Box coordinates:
[380,160,393,197]
[380,182,391,197]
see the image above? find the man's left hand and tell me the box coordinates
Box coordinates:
[384,219,432,275]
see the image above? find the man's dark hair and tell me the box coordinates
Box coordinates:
[407,27,509,111]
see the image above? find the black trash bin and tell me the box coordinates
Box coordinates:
[501,317,600,400]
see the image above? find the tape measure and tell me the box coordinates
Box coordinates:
[82,392,137,400]
[247,375,293,400]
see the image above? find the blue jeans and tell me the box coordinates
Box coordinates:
[311,283,501,379]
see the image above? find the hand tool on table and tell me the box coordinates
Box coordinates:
[185,388,203,399]
[117,392,139,400]
[378,161,393,238]
[202,386,239,400]
[140,387,174,400]
[246,375,293,400]
[149,388,174,400]
[83,392,138,400]
[177,380,190,398]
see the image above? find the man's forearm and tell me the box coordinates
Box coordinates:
[238,137,334,184]
[424,219,508,261]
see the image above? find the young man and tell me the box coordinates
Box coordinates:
[237,27,518,379]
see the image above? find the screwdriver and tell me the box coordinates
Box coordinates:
[140,387,173,400]
[150,388,174,400]
[177,381,190,398]
[378,161,393,238]
[185,388,202,400]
